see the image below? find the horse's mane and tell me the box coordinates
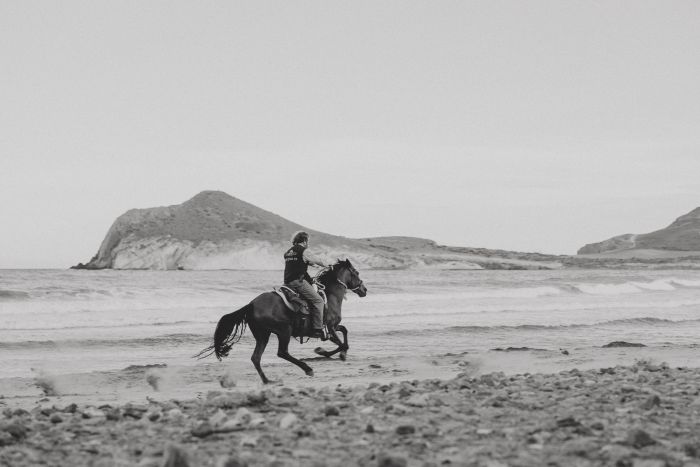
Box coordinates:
[315,260,346,286]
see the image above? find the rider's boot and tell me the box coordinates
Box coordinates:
[311,326,329,341]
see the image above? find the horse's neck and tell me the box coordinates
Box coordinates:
[324,281,344,321]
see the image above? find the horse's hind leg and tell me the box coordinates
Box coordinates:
[276,328,314,377]
[251,330,271,384]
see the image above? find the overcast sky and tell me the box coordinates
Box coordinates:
[2,1,699,268]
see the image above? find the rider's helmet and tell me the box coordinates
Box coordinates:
[291,231,309,245]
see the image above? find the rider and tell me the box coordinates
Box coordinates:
[284,231,329,340]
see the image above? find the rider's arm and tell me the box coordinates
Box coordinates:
[303,250,327,267]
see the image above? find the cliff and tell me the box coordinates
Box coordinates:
[578,207,700,255]
[73,191,564,270]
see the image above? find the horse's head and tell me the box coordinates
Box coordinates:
[333,259,367,297]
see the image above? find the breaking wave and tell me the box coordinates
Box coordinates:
[0,333,212,350]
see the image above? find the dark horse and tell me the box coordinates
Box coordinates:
[198,259,367,384]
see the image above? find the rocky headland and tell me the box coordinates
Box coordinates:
[3,361,700,466]
[578,207,700,258]
[72,191,567,271]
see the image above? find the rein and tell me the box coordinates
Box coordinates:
[336,278,363,292]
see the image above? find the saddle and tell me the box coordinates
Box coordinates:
[273,285,327,342]
[273,286,310,315]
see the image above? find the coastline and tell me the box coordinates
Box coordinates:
[3,362,700,466]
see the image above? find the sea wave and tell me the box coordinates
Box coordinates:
[377,316,700,336]
[0,289,30,300]
[0,333,212,350]
[6,320,202,332]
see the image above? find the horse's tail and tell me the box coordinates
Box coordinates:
[193,303,251,360]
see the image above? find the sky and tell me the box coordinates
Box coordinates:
[2,1,699,268]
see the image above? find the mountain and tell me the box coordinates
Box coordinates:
[578,207,700,255]
[73,191,565,270]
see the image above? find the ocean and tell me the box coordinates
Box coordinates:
[2,268,700,401]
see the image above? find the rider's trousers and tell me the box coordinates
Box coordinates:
[285,279,324,329]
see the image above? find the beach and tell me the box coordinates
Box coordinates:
[3,361,700,466]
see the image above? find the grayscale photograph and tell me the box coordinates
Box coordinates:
[2,1,700,466]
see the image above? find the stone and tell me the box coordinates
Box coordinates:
[218,374,237,389]
[240,435,258,447]
[366,423,375,433]
[162,444,190,467]
[631,460,666,467]
[166,408,184,421]
[626,429,656,449]
[209,409,228,427]
[641,395,661,410]
[376,453,407,467]
[208,392,247,409]
[395,424,415,435]
[279,413,298,429]
[49,413,63,424]
[122,405,148,419]
[81,407,106,419]
[191,422,214,438]
[405,393,429,407]
[603,341,646,348]
[324,405,340,416]
[2,422,28,440]
[231,407,252,425]
[246,390,267,406]
[0,431,14,446]
[216,457,249,467]
[556,416,580,428]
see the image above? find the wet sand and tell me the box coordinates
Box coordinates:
[2,360,700,466]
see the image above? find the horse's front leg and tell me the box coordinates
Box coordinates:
[314,326,348,360]
[337,325,349,361]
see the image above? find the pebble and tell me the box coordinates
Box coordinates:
[49,414,62,424]
[216,457,249,467]
[190,422,214,438]
[218,374,237,389]
[376,453,407,467]
[240,435,258,447]
[162,444,190,467]
[626,429,657,448]
[324,405,340,416]
[81,407,106,419]
[641,395,661,410]
[279,413,298,429]
[395,424,415,435]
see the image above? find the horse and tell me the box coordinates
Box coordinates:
[197,259,367,384]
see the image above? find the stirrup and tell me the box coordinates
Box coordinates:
[312,327,329,341]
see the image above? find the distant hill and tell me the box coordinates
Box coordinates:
[578,207,700,255]
[73,191,565,270]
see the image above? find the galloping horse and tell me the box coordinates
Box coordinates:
[198,259,367,384]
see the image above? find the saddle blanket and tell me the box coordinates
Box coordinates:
[273,285,326,313]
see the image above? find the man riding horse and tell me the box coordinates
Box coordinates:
[283,231,329,340]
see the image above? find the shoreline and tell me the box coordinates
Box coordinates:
[3,362,700,466]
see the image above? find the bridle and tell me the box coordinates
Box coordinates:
[316,264,364,292]
[337,276,364,292]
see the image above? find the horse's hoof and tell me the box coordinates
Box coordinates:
[314,347,327,356]
[306,370,314,377]
[339,352,346,361]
